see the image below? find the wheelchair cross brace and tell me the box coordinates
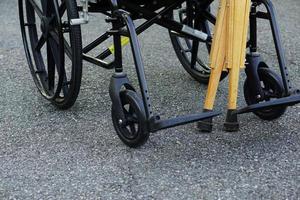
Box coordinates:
[79,0,215,68]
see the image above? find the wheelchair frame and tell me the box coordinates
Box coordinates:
[79,0,222,132]
[19,0,300,147]
[78,0,299,132]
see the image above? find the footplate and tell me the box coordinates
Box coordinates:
[149,111,221,132]
[235,94,300,115]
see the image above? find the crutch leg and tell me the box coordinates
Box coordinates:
[224,66,241,131]
[224,0,251,132]
[198,0,228,132]
[198,64,226,132]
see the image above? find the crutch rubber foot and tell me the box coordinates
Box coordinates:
[197,109,213,133]
[224,109,239,132]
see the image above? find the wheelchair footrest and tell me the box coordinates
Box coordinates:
[235,94,300,115]
[149,111,221,132]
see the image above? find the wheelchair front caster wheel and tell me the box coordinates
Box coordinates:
[244,67,287,120]
[112,90,149,148]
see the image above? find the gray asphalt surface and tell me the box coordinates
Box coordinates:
[0,0,299,199]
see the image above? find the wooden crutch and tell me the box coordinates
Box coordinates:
[198,0,251,132]
[225,0,251,131]
[197,0,229,132]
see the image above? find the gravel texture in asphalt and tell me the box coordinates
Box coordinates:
[0,0,299,199]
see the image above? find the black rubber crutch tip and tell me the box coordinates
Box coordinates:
[197,109,213,133]
[224,109,239,132]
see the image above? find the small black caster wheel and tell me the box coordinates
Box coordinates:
[244,67,287,120]
[112,90,149,148]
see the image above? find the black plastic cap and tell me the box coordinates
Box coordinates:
[224,109,239,132]
[197,109,213,133]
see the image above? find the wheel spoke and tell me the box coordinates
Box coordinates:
[40,0,47,14]
[47,41,55,91]
[59,2,66,17]
[190,16,203,69]
[123,107,130,115]
[130,113,139,123]
[50,30,72,59]
[63,39,72,59]
[190,40,199,69]
[48,37,60,67]
[35,36,46,50]
[185,39,192,50]
[130,118,139,123]
[40,0,55,17]
[61,80,70,97]
[27,0,44,19]
[125,115,138,124]
[48,36,69,96]
[129,124,137,135]
[197,58,210,72]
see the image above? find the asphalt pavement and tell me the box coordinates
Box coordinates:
[0,0,299,199]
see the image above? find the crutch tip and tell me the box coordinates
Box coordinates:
[197,109,213,133]
[224,109,239,132]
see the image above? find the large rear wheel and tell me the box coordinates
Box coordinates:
[169,5,227,84]
[19,0,82,109]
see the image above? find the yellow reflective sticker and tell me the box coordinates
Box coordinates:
[108,36,130,54]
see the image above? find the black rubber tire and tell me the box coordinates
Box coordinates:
[55,0,83,109]
[112,90,149,148]
[169,8,227,84]
[244,68,287,120]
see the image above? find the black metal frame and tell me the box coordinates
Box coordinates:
[81,0,215,67]
[82,0,221,133]
[76,0,299,132]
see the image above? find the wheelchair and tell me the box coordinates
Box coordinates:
[18,0,300,147]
